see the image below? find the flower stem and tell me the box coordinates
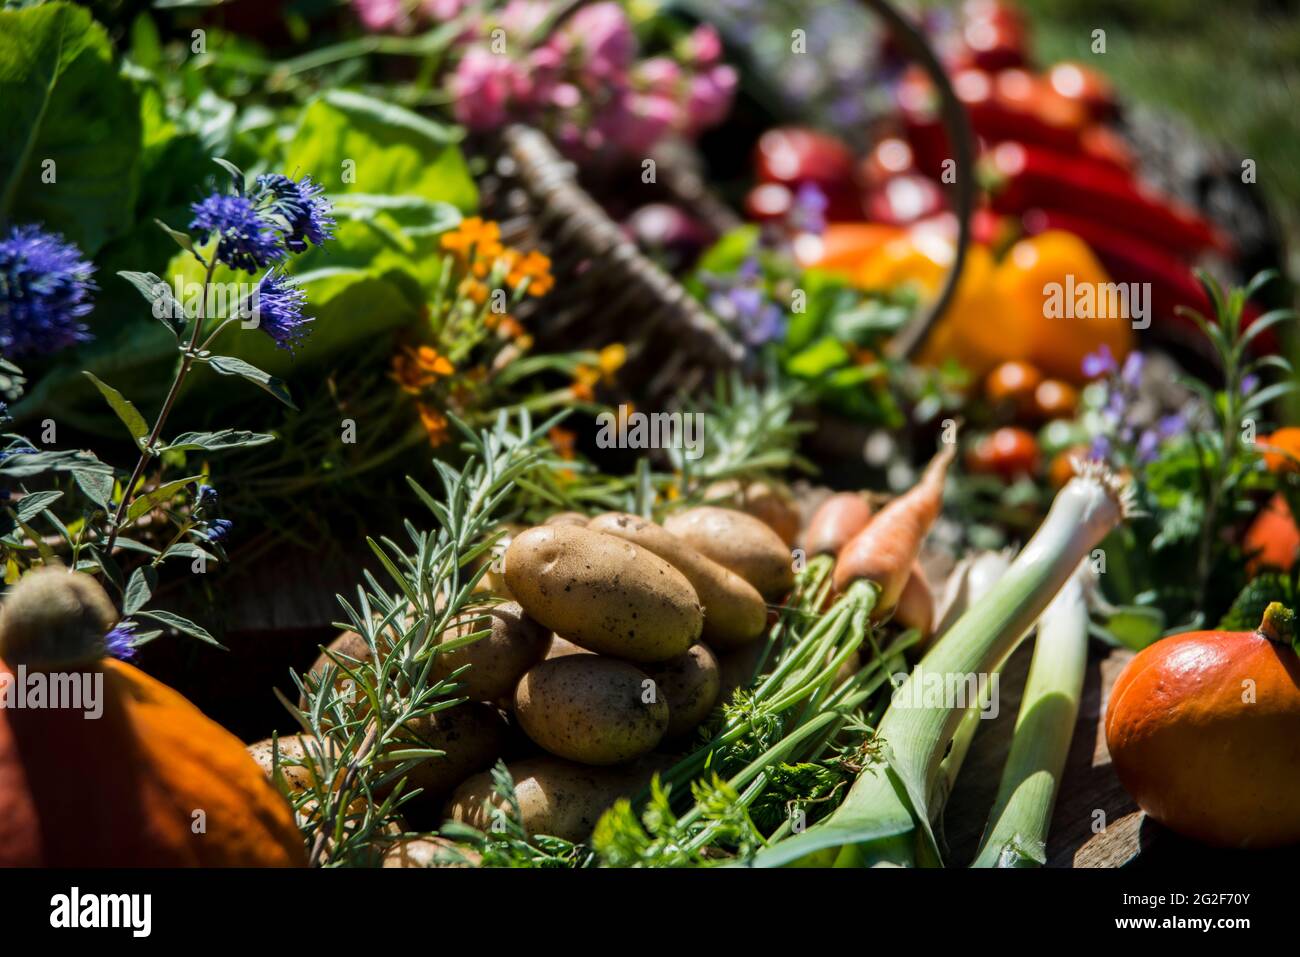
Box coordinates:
[104,254,218,557]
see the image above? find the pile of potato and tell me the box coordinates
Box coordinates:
[250,501,798,849]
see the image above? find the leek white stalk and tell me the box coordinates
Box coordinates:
[754,464,1129,868]
[971,567,1090,867]
[933,551,1014,808]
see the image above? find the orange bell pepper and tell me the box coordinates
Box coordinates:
[992,230,1134,382]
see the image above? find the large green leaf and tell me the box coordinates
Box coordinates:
[0,2,142,254]
[283,90,477,213]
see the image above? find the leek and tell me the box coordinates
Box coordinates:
[754,464,1129,868]
[971,568,1090,867]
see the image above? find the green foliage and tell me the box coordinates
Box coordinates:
[1219,571,1300,631]
[0,2,142,255]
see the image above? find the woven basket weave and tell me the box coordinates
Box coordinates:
[476,0,975,402]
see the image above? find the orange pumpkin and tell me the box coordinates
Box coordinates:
[1244,493,1300,575]
[0,569,306,866]
[1105,604,1300,848]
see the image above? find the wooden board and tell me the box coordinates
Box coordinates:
[943,639,1294,868]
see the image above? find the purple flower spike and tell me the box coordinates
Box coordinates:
[0,225,96,358]
[255,174,336,254]
[1121,351,1145,389]
[105,622,138,662]
[243,270,311,352]
[189,193,286,273]
[1081,344,1116,380]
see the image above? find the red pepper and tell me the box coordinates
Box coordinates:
[753,127,861,221]
[863,172,947,226]
[1021,209,1269,350]
[987,142,1231,257]
[1047,62,1117,122]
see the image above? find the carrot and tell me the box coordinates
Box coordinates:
[832,445,955,611]
[803,492,873,558]
[894,563,935,643]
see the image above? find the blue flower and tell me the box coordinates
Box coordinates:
[788,182,828,235]
[189,193,286,273]
[195,484,218,510]
[255,174,335,254]
[242,270,311,352]
[1081,344,1116,380]
[0,225,96,359]
[104,622,137,662]
[203,518,233,543]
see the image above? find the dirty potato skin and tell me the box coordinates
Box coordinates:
[588,512,767,650]
[382,836,479,868]
[445,756,652,843]
[298,630,380,711]
[374,703,510,820]
[514,656,668,765]
[643,644,721,739]
[503,525,703,662]
[432,602,552,701]
[663,507,794,600]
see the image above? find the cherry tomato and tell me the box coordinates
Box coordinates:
[1033,379,1079,420]
[984,360,1043,416]
[966,427,1040,479]
[1048,444,1090,489]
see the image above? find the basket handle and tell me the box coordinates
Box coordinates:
[530,0,975,361]
[863,0,977,360]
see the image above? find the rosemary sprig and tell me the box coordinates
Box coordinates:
[280,409,566,866]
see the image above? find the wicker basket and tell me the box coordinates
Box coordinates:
[473,0,976,404]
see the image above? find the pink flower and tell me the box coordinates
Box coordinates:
[686,24,723,66]
[353,0,409,32]
[633,56,684,98]
[498,0,552,40]
[449,47,515,130]
[685,64,736,133]
[565,3,635,80]
[419,0,466,21]
[599,92,680,154]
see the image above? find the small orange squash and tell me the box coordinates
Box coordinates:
[0,568,307,866]
[1105,604,1300,848]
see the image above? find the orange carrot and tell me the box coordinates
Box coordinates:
[803,492,873,557]
[832,445,955,612]
[894,563,935,643]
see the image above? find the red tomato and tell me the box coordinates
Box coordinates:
[966,427,1041,479]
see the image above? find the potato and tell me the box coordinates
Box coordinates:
[382,836,479,868]
[544,511,589,528]
[247,734,315,798]
[432,602,552,701]
[703,479,801,547]
[503,525,702,662]
[642,644,721,738]
[664,506,795,599]
[298,630,379,711]
[374,702,510,822]
[546,634,593,659]
[445,755,659,843]
[588,512,767,650]
[514,656,668,765]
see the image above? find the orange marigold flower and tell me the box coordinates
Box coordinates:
[414,345,454,376]
[391,350,433,394]
[417,403,450,447]
[571,381,595,402]
[548,427,577,460]
[597,343,626,382]
[497,316,526,340]
[459,277,489,305]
